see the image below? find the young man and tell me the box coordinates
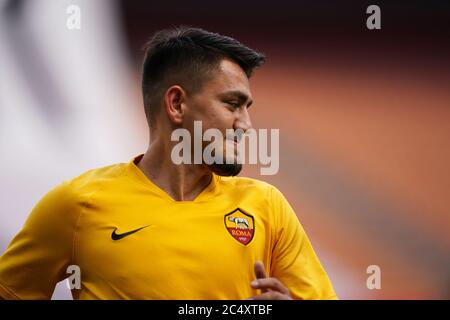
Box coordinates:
[0,27,337,300]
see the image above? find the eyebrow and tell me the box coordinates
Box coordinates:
[218,90,253,106]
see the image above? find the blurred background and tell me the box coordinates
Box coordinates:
[0,0,449,299]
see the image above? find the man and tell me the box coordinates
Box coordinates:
[0,27,337,300]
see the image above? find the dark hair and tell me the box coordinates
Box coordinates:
[141,26,265,126]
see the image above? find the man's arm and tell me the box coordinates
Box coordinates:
[249,186,337,300]
[0,181,79,299]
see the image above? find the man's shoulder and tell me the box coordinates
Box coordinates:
[218,175,291,210]
[218,175,278,196]
[62,162,128,198]
[23,162,129,227]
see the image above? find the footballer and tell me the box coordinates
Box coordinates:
[0,27,337,300]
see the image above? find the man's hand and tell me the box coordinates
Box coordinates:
[249,261,293,300]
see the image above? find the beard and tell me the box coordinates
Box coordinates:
[207,162,242,177]
[205,138,243,176]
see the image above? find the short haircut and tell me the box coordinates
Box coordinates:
[141,26,266,126]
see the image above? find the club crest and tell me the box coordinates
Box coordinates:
[224,208,255,245]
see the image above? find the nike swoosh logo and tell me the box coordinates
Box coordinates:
[111,225,151,241]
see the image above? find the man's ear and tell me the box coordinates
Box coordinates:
[164,85,186,125]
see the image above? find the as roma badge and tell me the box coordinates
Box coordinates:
[224,208,255,245]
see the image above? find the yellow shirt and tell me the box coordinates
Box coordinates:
[0,155,337,300]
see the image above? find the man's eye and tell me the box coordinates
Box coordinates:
[227,102,240,108]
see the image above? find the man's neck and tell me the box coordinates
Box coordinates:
[136,137,213,201]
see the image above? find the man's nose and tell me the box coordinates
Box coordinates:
[234,107,253,132]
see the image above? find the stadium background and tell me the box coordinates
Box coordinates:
[0,0,449,299]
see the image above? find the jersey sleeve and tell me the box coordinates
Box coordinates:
[0,181,80,299]
[269,186,338,300]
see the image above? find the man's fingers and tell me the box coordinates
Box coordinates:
[249,291,293,300]
[250,277,290,296]
[253,261,268,293]
[254,261,267,279]
[251,261,291,299]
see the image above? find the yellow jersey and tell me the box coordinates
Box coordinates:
[0,155,337,300]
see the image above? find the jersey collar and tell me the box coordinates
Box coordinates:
[126,154,221,203]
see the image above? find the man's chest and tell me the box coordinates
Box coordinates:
[73,199,273,298]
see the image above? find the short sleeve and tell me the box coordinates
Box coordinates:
[269,187,338,300]
[0,181,80,299]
